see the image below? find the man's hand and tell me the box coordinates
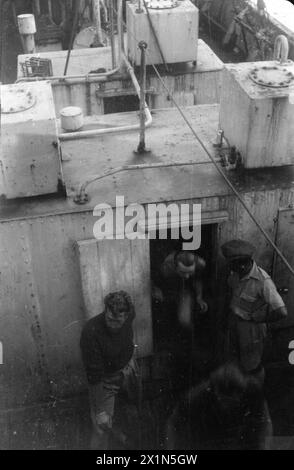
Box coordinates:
[267,306,287,323]
[197,299,208,313]
[95,411,112,435]
[152,285,164,303]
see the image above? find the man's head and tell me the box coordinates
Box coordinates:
[167,362,269,450]
[175,251,206,280]
[104,291,134,331]
[221,239,255,278]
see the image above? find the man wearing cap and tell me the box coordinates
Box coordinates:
[153,250,208,328]
[221,239,287,378]
[80,290,140,449]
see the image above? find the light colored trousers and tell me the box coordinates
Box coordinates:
[89,357,140,449]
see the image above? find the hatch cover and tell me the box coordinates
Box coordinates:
[249,65,294,88]
[145,0,179,9]
[1,85,36,113]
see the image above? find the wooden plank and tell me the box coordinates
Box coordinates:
[77,238,153,357]
[130,239,153,355]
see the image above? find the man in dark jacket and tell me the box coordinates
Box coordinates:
[80,291,139,449]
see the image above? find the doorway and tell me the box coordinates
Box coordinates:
[149,223,219,386]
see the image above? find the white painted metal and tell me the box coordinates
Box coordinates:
[0,81,63,198]
[126,0,199,66]
[219,61,294,168]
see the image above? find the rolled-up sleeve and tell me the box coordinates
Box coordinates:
[263,278,285,312]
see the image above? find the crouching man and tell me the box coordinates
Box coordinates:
[80,291,140,449]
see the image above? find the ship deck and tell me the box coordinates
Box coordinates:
[1,103,294,221]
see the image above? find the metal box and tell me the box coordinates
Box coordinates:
[126,0,198,66]
[0,81,63,198]
[219,61,294,168]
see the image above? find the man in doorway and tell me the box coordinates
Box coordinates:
[221,239,287,381]
[80,291,140,449]
[152,250,208,329]
[152,250,210,382]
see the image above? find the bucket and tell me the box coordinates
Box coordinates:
[60,106,84,132]
[17,14,36,35]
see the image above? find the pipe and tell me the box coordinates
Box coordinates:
[136,0,143,13]
[117,0,123,66]
[16,68,120,84]
[17,14,36,54]
[34,0,41,16]
[93,0,103,46]
[109,0,116,68]
[122,53,149,107]
[137,41,148,154]
[74,159,219,204]
[48,0,53,19]
[274,35,289,64]
[58,54,152,141]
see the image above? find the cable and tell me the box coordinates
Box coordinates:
[142,0,169,73]
[63,0,81,76]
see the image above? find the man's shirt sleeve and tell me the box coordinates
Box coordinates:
[80,326,104,385]
[263,278,285,312]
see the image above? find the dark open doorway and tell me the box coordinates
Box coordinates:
[149,223,219,387]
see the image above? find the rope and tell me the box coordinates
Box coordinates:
[142,0,169,73]
[63,0,81,76]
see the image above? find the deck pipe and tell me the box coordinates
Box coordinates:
[58,53,152,141]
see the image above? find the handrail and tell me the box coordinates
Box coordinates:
[58,54,152,141]
[74,159,218,204]
[274,35,290,64]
